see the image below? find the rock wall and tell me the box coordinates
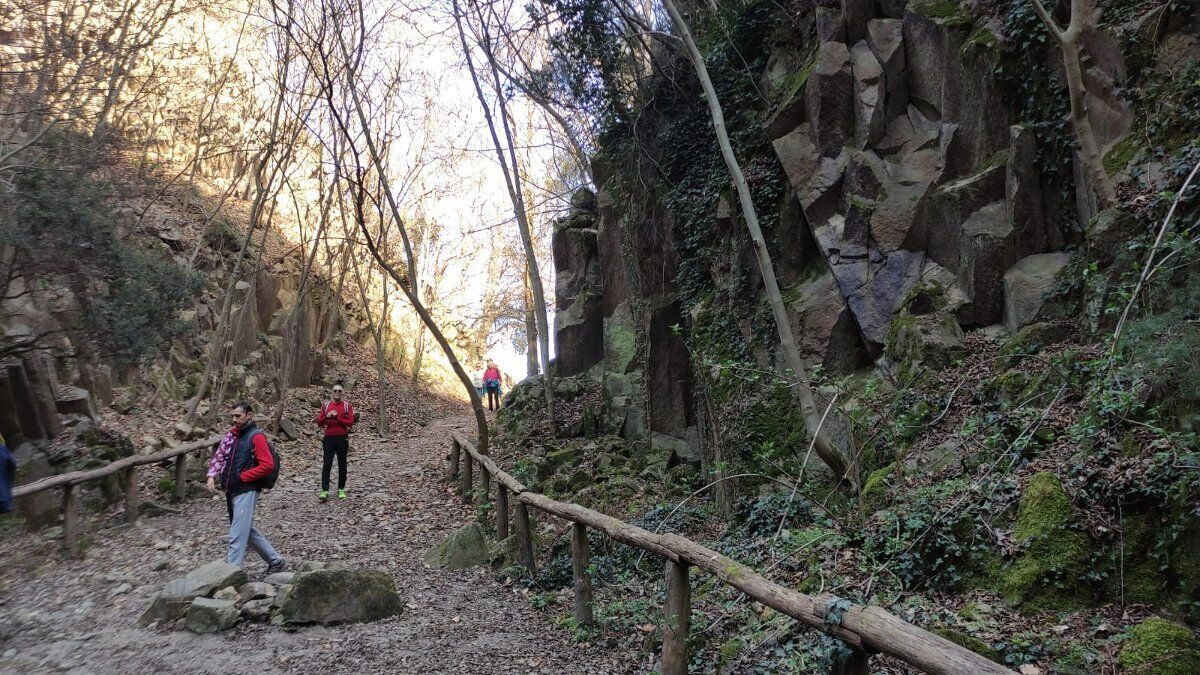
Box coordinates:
[1,227,353,526]
[549,0,1139,463]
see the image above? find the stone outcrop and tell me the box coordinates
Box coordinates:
[1003,253,1070,333]
[424,522,493,570]
[552,189,604,377]
[528,0,1130,473]
[278,568,404,625]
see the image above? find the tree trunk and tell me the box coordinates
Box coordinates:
[455,0,556,432]
[1030,0,1115,207]
[324,5,491,453]
[525,269,540,377]
[659,0,856,488]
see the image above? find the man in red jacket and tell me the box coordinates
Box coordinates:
[205,401,286,572]
[315,383,355,502]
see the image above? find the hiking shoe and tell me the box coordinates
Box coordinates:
[337,489,347,500]
[318,490,328,502]
[266,559,288,575]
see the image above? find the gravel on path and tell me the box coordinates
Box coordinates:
[0,414,633,675]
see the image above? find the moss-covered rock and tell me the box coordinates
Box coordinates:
[860,463,896,512]
[424,523,493,570]
[931,627,1001,663]
[1118,618,1200,675]
[885,312,965,377]
[1000,322,1072,359]
[278,568,404,625]
[1000,472,1090,609]
[546,446,581,470]
[718,637,745,665]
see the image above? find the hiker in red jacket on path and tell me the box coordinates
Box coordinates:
[315,382,355,502]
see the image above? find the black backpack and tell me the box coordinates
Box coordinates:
[250,430,282,489]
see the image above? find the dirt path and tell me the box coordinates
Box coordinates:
[0,414,631,674]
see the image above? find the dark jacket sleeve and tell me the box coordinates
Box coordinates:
[239,434,274,483]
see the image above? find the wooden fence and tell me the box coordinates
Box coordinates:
[12,435,223,557]
[449,433,1015,675]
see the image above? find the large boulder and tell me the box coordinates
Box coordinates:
[956,202,1015,326]
[278,568,404,625]
[785,271,868,374]
[866,19,907,122]
[885,276,967,376]
[1006,125,1057,257]
[1002,253,1070,333]
[424,522,492,570]
[185,597,239,634]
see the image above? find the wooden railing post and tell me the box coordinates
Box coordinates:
[61,483,80,558]
[449,438,461,482]
[661,559,691,675]
[832,648,870,675]
[124,467,139,524]
[461,455,473,504]
[173,453,187,502]
[481,466,491,507]
[571,522,594,625]
[514,501,536,577]
[496,486,509,540]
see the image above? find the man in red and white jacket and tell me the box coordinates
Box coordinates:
[315,382,355,501]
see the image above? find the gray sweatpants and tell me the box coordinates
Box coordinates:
[226,490,282,567]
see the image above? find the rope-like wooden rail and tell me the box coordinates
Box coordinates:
[12,434,223,557]
[450,432,1014,675]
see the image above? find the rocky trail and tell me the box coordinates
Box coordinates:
[0,414,630,674]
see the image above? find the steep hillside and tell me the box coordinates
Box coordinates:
[1,143,458,528]
[492,0,1200,671]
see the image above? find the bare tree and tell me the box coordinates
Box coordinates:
[455,0,557,433]
[1029,0,1116,207]
[658,0,857,488]
[282,0,493,452]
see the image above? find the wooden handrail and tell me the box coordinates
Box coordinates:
[12,435,223,499]
[451,432,1014,675]
[11,433,222,558]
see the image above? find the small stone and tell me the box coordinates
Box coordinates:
[241,598,274,622]
[108,583,132,598]
[263,572,295,586]
[237,582,276,603]
[213,586,238,602]
[151,558,170,572]
[153,540,170,551]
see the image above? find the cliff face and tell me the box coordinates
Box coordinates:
[0,171,380,526]
[549,0,1187,465]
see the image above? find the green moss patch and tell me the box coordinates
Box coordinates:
[1001,472,1091,609]
[932,627,1001,662]
[860,463,896,512]
[1118,618,1200,675]
[1103,136,1141,176]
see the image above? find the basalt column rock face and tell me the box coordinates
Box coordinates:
[764,1,1124,358]
[552,189,604,378]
